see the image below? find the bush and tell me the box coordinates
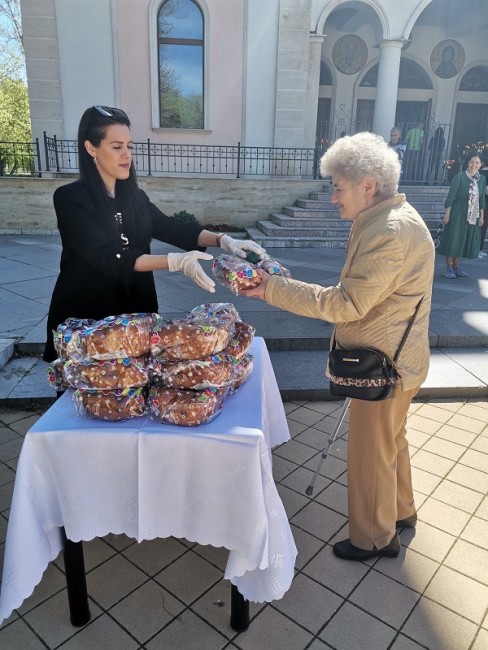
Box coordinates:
[173,210,197,225]
[202,223,244,232]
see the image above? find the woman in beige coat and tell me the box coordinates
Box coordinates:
[243,132,435,560]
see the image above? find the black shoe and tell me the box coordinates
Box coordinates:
[396,514,417,528]
[332,534,400,561]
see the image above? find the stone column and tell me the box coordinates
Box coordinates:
[273,0,312,150]
[372,40,404,140]
[20,0,64,143]
[304,34,325,149]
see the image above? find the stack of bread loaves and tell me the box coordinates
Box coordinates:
[48,313,154,421]
[146,303,255,426]
[48,304,255,425]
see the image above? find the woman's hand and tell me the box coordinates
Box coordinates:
[167,251,216,292]
[239,269,270,301]
[220,235,267,260]
[443,211,450,224]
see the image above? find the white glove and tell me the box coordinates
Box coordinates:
[167,251,216,293]
[220,234,267,260]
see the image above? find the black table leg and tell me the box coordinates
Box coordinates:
[61,527,91,627]
[230,584,249,631]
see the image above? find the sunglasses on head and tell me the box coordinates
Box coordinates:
[93,105,128,119]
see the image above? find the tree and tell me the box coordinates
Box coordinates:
[0,1,31,173]
[0,76,32,173]
[0,0,24,80]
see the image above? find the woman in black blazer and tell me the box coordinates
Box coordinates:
[44,106,264,361]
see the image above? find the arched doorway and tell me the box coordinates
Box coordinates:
[451,65,488,171]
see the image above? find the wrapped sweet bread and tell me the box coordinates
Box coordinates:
[232,353,254,389]
[63,356,149,390]
[223,321,255,360]
[148,353,234,390]
[212,254,291,294]
[53,317,97,360]
[73,387,146,421]
[68,313,154,361]
[146,385,228,426]
[150,316,234,360]
[212,255,262,295]
[189,302,241,324]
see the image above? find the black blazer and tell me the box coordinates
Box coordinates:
[44,181,204,361]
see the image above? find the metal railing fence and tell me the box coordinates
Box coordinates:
[0,135,324,179]
[0,139,42,177]
[1,126,468,184]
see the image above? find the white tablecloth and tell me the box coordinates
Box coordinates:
[0,337,296,624]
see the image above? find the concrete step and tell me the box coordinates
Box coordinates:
[246,227,347,248]
[270,214,351,230]
[258,221,350,239]
[296,199,331,209]
[309,188,448,201]
[0,339,16,370]
[271,211,441,227]
[299,199,444,213]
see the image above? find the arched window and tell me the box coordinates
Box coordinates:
[158,0,204,129]
[360,59,432,89]
[459,66,488,92]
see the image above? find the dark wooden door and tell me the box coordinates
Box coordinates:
[451,103,488,161]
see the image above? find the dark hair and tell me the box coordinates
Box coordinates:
[462,151,482,171]
[77,106,150,246]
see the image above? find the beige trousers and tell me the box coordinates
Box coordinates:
[347,387,419,550]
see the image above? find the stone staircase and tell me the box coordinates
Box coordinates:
[246,184,449,248]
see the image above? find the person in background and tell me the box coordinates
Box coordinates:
[241,132,435,561]
[388,126,407,178]
[405,122,424,181]
[427,126,446,183]
[437,153,486,278]
[479,156,488,257]
[43,105,265,362]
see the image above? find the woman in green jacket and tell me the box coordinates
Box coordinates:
[438,154,486,278]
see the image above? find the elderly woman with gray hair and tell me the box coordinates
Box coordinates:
[242,132,435,561]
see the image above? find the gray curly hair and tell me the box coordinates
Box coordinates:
[320,132,401,196]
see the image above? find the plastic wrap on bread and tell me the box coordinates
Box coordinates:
[73,387,146,421]
[148,353,235,390]
[53,317,97,360]
[146,385,229,426]
[66,313,155,361]
[150,315,234,360]
[222,320,255,360]
[211,255,261,295]
[232,353,254,389]
[189,302,241,324]
[212,254,291,294]
[60,356,149,390]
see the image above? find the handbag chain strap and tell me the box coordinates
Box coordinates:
[392,297,424,365]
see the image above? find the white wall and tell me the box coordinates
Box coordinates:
[55,0,117,139]
[243,0,280,146]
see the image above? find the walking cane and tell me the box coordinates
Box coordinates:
[305,397,351,496]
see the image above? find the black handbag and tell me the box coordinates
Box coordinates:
[328,299,423,401]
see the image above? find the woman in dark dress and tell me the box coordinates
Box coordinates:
[44,106,265,361]
[438,154,485,279]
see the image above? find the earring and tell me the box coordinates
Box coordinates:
[92,156,97,165]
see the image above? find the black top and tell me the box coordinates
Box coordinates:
[44,180,204,361]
